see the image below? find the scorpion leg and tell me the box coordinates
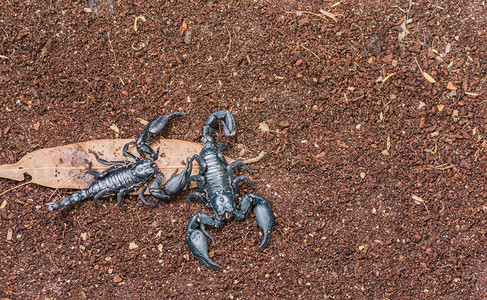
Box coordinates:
[122,141,139,161]
[186,213,224,270]
[93,152,128,166]
[188,192,208,206]
[231,175,256,197]
[191,154,207,174]
[227,160,254,174]
[135,112,183,159]
[116,187,137,210]
[149,158,193,201]
[235,193,275,249]
[93,190,109,209]
[138,183,160,206]
[205,110,236,137]
[226,160,254,185]
[188,173,209,205]
[190,175,206,193]
[88,162,121,179]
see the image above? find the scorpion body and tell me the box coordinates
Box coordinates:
[47,112,192,212]
[186,110,275,270]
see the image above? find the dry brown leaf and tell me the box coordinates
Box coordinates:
[398,18,409,41]
[414,57,436,83]
[0,139,263,192]
[319,9,338,22]
[422,72,436,83]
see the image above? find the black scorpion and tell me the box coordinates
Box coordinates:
[47,112,192,211]
[186,110,275,270]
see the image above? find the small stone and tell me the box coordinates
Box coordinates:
[298,18,309,26]
[259,122,270,132]
[278,121,289,128]
[80,232,88,241]
[6,228,13,240]
[157,244,163,252]
[360,172,366,179]
[129,242,139,250]
[113,274,122,283]
[110,124,120,134]
[381,149,389,156]
[382,54,393,64]
[296,72,303,79]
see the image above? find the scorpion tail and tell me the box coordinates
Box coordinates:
[204,110,236,137]
[47,189,91,212]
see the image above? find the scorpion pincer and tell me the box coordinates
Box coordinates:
[47,112,193,212]
[186,110,275,270]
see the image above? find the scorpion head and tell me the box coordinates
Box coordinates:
[134,158,157,180]
[211,191,236,220]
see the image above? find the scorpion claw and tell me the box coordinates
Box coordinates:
[237,193,275,250]
[255,201,274,249]
[187,229,220,270]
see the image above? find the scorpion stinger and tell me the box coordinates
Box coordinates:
[47,112,192,212]
[186,110,275,270]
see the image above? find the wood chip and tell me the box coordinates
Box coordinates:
[109,124,120,134]
[0,200,6,209]
[113,274,123,283]
[336,140,349,148]
[446,81,458,90]
[179,20,188,36]
[7,228,13,240]
[134,15,146,32]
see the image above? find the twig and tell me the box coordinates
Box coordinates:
[223,26,232,61]
[434,163,455,170]
[0,181,32,196]
[297,42,320,60]
[286,10,338,22]
[107,32,118,67]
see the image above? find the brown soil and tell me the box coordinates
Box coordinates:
[1,0,486,298]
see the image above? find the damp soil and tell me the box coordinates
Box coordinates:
[1,1,486,298]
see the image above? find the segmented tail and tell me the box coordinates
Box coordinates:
[47,189,91,212]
